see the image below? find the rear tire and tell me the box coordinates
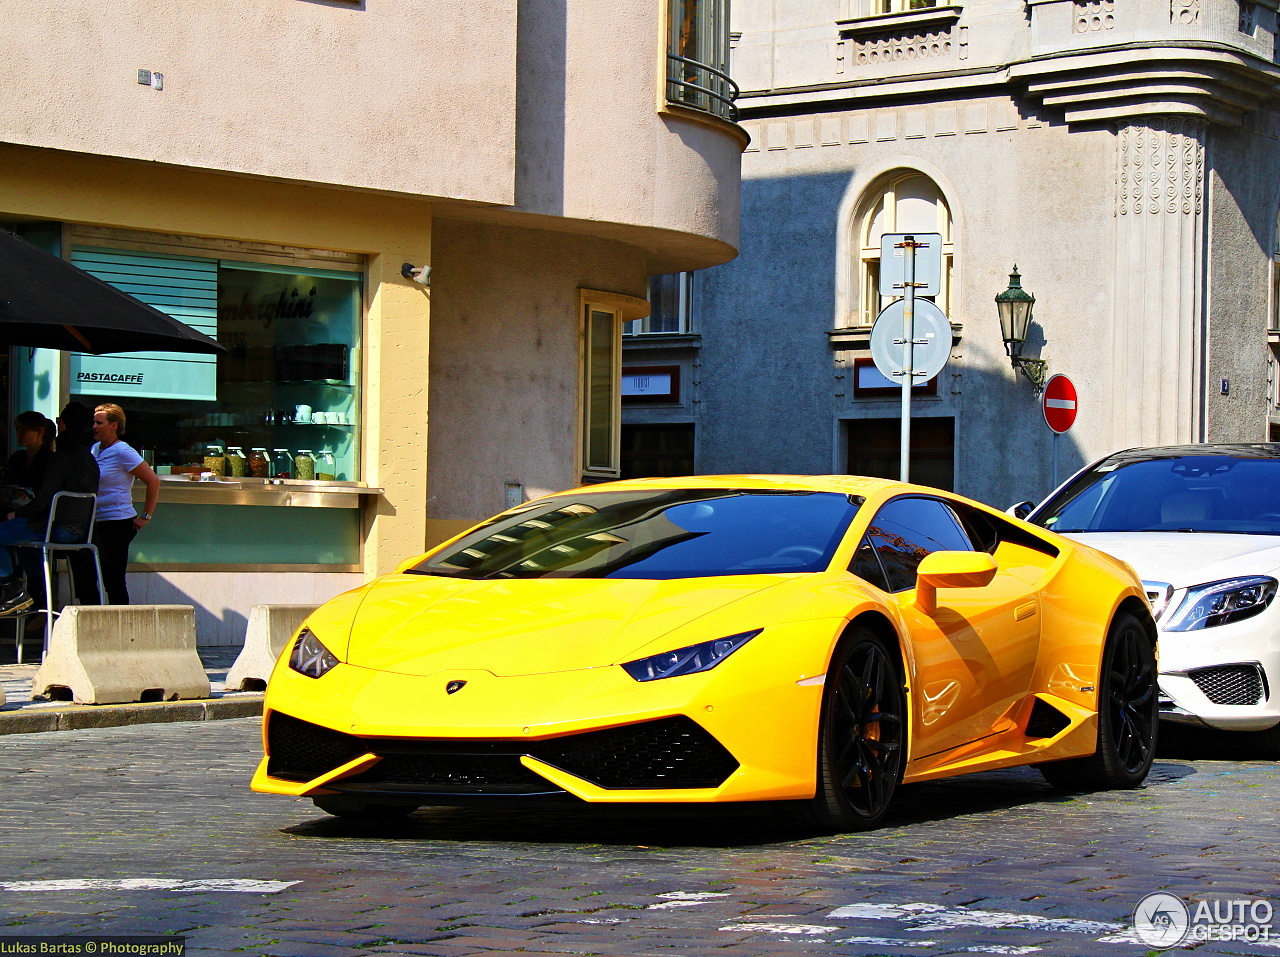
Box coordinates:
[1039,610,1157,791]
[313,796,418,820]
[800,627,906,831]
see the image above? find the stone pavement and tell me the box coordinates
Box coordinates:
[0,720,1276,956]
[0,644,263,734]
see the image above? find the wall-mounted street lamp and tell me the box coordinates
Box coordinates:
[995,265,1047,389]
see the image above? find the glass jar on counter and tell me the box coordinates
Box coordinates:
[226,447,247,477]
[315,450,336,482]
[248,448,270,478]
[271,448,292,479]
[294,450,316,481]
[203,445,226,477]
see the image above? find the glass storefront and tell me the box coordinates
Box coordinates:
[38,233,373,570]
[69,248,362,483]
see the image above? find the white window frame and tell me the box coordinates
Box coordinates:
[858,172,954,326]
[626,272,695,336]
[579,290,648,479]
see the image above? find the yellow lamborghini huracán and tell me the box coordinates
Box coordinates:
[252,475,1157,831]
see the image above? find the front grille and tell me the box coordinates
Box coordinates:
[1188,664,1265,705]
[266,712,738,793]
[346,743,552,793]
[266,712,369,782]
[536,716,739,789]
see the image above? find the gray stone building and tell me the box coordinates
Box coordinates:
[623,0,1280,507]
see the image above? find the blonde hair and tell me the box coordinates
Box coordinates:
[95,402,127,437]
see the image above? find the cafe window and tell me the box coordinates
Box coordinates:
[68,247,363,485]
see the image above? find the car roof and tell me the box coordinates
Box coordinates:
[559,474,907,497]
[1098,443,1280,466]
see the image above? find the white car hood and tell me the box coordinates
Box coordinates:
[1063,532,1280,589]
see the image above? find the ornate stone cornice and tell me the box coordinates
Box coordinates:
[1012,46,1280,127]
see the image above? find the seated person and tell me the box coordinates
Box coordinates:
[0,411,55,513]
[0,403,100,616]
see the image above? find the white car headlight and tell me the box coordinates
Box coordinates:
[1165,576,1277,632]
[288,628,339,678]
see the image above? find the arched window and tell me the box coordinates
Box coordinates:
[858,172,954,325]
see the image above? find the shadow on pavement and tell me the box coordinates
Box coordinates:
[281,763,1198,846]
[1157,722,1279,762]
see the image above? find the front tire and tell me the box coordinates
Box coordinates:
[801,628,906,831]
[1040,610,1157,791]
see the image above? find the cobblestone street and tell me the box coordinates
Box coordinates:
[0,719,1276,956]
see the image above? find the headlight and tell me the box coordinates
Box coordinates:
[288,628,339,678]
[1165,576,1277,631]
[621,629,762,682]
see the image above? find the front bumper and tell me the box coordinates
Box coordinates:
[1157,611,1280,732]
[251,625,834,804]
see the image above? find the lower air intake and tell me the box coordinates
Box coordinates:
[1188,664,1266,706]
[536,715,739,789]
[267,712,369,782]
[266,712,738,792]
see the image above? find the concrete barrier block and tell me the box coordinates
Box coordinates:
[31,605,210,705]
[225,604,317,692]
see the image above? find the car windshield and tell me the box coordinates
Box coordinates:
[1033,455,1280,535]
[409,488,862,579]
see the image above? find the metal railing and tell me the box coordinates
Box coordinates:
[666,53,739,122]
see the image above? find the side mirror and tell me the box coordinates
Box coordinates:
[1006,501,1034,520]
[915,551,998,616]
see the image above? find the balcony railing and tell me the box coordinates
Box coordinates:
[666,53,740,121]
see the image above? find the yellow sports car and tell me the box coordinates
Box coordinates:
[252,475,1158,831]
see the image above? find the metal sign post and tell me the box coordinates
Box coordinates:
[898,239,918,482]
[871,232,946,484]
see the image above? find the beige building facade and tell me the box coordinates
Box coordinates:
[0,0,743,643]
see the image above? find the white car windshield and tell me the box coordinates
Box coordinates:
[1034,454,1280,535]
[410,489,863,579]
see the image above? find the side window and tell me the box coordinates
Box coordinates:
[851,538,890,591]
[857,497,974,592]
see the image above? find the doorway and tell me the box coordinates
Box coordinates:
[846,416,955,490]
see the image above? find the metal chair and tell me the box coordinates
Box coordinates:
[15,491,104,662]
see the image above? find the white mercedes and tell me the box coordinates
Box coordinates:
[1020,444,1280,754]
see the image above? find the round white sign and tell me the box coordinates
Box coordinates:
[869,298,952,386]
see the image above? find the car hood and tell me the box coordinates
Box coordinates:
[340,573,791,677]
[1062,532,1280,589]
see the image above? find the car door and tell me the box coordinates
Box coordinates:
[851,495,1043,760]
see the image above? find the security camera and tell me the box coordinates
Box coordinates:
[401,263,431,287]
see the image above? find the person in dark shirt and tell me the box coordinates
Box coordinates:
[0,410,55,507]
[0,403,100,615]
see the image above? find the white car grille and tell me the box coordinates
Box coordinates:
[1187,663,1266,706]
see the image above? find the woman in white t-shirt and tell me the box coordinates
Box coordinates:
[91,403,160,604]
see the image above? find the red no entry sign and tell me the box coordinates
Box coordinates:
[1042,374,1078,433]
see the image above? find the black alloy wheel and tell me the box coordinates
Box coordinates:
[803,627,906,831]
[1039,610,1157,791]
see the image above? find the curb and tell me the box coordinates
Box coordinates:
[0,695,263,735]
